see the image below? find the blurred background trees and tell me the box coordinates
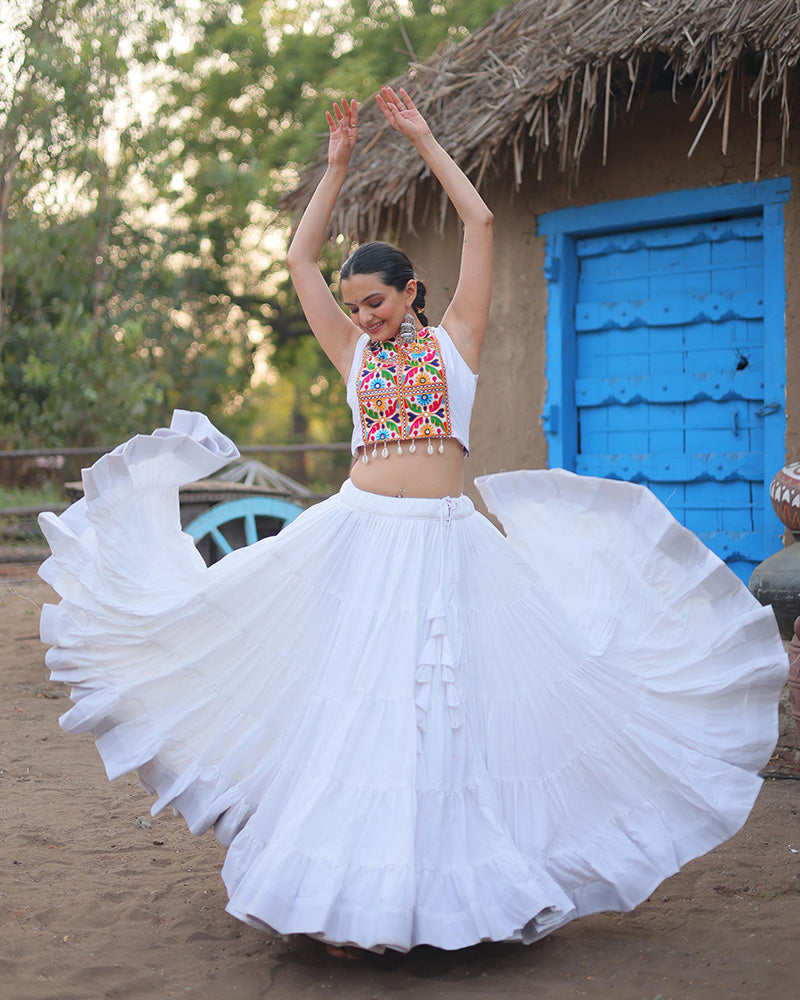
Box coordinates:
[0,0,505,486]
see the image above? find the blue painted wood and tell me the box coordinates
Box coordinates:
[576,371,765,406]
[694,531,766,563]
[244,511,258,546]
[538,178,790,237]
[539,178,790,583]
[575,452,764,482]
[185,496,304,553]
[542,232,579,467]
[576,216,764,258]
[575,290,764,330]
[761,201,789,552]
[210,526,233,556]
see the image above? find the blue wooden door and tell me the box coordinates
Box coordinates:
[540,182,790,585]
[572,215,769,582]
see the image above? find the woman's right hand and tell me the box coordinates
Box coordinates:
[326,98,358,168]
[286,96,362,378]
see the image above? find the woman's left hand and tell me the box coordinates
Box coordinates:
[376,86,431,143]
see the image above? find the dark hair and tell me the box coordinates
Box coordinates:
[340,241,428,326]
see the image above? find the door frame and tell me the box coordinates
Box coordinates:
[537,178,791,558]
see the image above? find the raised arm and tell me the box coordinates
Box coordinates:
[286,99,362,378]
[377,87,493,372]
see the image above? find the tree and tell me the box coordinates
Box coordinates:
[0,0,165,327]
[0,0,259,448]
[0,0,509,467]
[143,1,510,299]
[139,0,508,467]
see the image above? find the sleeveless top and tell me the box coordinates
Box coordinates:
[346,324,477,457]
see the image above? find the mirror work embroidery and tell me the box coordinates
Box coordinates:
[357,327,452,449]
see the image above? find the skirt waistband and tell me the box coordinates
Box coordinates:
[338,478,474,520]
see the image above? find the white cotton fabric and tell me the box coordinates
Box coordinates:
[38,412,787,953]
[346,324,478,454]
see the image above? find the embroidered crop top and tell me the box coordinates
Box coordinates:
[346,324,478,458]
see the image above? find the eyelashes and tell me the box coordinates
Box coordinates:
[348,299,384,314]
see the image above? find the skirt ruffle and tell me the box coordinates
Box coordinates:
[38,412,788,952]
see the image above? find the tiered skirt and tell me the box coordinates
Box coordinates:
[38,411,788,952]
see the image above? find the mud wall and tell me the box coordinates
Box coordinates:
[399,86,799,502]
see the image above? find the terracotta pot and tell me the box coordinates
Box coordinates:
[750,465,800,640]
[770,463,800,534]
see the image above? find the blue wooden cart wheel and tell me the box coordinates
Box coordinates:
[184,496,304,564]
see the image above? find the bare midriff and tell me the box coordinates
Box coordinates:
[349,437,466,498]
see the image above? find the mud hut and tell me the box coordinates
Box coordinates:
[284,0,800,582]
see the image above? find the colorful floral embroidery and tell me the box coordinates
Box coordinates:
[358,328,451,446]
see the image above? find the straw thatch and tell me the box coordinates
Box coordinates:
[282,0,800,238]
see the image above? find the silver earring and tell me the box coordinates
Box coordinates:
[399,312,415,345]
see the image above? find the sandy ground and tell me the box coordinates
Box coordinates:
[2,570,799,1000]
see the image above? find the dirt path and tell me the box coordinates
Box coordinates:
[2,573,797,1000]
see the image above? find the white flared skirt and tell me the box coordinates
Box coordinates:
[38,411,787,953]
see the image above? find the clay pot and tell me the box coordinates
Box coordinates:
[770,463,800,533]
[749,545,800,640]
[750,465,800,639]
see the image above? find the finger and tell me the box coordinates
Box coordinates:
[381,85,401,108]
[333,102,344,123]
[399,87,415,109]
[342,97,358,128]
[326,110,336,131]
[376,95,399,127]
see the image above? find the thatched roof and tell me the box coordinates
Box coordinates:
[282,0,800,238]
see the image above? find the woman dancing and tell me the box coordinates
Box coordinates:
[38,86,787,958]
[286,88,490,504]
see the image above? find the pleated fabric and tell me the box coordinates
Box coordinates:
[38,412,787,953]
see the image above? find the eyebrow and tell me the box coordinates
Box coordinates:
[342,291,384,307]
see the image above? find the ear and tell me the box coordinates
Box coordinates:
[404,278,417,307]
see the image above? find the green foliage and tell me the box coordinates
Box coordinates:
[139,0,508,463]
[1,317,145,449]
[147,1,508,236]
[0,483,62,507]
[0,0,257,449]
[0,0,170,448]
[1,0,508,486]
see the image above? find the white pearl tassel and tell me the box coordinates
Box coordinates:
[363,438,448,459]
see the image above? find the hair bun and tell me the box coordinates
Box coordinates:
[413,280,428,326]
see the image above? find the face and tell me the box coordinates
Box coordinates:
[340,273,416,342]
